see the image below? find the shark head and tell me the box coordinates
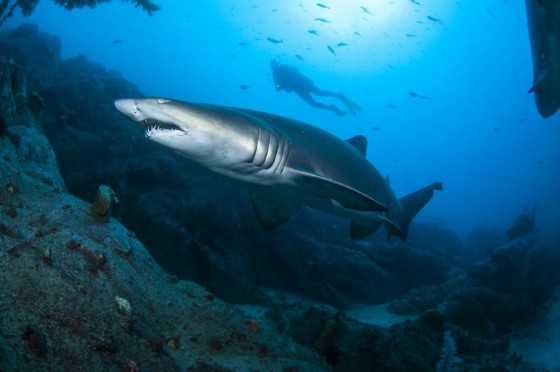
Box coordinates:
[115,98,188,143]
[114,98,284,179]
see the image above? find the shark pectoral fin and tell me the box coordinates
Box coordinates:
[350,219,383,239]
[249,193,301,228]
[292,168,387,212]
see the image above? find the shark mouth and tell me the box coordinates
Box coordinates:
[139,119,184,139]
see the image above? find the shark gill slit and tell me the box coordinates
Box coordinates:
[253,127,271,167]
[271,135,290,174]
[248,128,290,173]
[262,131,280,169]
[248,131,258,164]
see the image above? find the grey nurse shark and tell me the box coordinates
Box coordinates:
[526,0,560,118]
[114,98,442,240]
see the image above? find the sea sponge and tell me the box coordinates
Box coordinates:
[90,185,120,222]
[115,296,132,316]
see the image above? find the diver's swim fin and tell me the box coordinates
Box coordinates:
[340,95,362,116]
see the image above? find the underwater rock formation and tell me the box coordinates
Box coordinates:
[391,233,560,337]
[505,203,537,241]
[0,23,61,91]
[448,233,560,335]
[0,24,468,308]
[0,55,329,371]
[0,23,554,371]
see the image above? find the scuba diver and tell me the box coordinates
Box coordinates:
[270,60,361,117]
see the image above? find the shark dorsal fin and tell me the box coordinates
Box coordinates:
[345,135,367,156]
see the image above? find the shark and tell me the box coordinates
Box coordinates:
[114,98,442,240]
[525,0,560,118]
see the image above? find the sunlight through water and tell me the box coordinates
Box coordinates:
[209,0,458,76]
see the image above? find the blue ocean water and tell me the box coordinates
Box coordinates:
[4,0,559,242]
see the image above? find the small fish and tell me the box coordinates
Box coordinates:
[316,3,330,9]
[427,15,443,24]
[336,42,349,47]
[238,42,248,46]
[314,17,331,23]
[408,91,430,99]
[371,126,381,131]
[239,84,249,90]
[327,45,336,55]
[485,8,496,18]
[354,31,361,36]
[267,37,283,44]
[409,0,421,5]
[295,54,304,61]
[230,54,238,59]
[360,6,371,15]
[387,104,398,109]
[406,34,417,38]
[112,39,123,44]
[518,117,528,123]
[308,29,319,36]
[494,127,502,134]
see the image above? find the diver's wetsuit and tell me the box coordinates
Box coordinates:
[270,60,359,116]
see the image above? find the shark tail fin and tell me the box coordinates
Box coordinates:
[389,181,444,241]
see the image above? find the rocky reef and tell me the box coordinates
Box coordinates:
[1,24,559,370]
[0,24,468,309]
[0,39,327,371]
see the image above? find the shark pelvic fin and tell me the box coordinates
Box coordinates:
[292,168,387,212]
[350,215,404,240]
[249,193,302,228]
[528,68,549,94]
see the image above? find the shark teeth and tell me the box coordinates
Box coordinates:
[145,125,164,139]
[140,119,183,139]
[144,125,185,139]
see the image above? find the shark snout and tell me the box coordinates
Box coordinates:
[114,99,139,120]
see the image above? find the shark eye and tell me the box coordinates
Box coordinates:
[157,98,170,104]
